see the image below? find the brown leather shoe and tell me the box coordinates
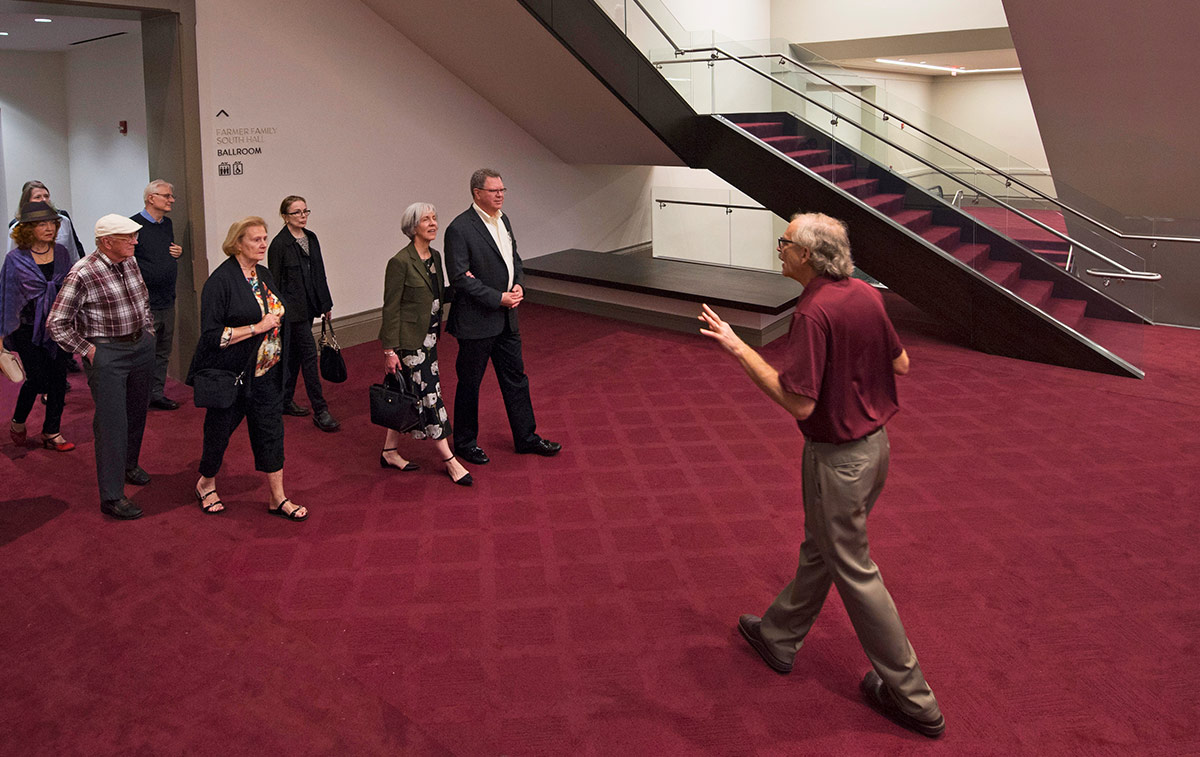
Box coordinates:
[860,671,945,738]
[737,614,792,674]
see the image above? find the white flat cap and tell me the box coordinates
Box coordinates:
[94,214,143,237]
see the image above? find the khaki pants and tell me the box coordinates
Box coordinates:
[759,427,941,720]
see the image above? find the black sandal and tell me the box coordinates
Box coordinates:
[380,447,419,471]
[268,498,307,521]
[195,489,224,514]
[444,455,473,487]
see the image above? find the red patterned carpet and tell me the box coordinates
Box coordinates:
[2,300,1198,755]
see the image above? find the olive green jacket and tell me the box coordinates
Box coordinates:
[378,241,445,351]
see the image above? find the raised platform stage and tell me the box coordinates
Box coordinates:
[523,249,800,346]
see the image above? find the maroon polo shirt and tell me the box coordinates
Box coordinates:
[778,275,903,443]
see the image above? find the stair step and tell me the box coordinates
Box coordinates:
[837,178,880,198]
[922,225,961,250]
[862,193,904,214]
[737,121,783,138]
[981,260,1022,288]
[951,243,991,268]
[1045,298,1088,330]
[1012,278,1056,309]
[786,149,829,168]
[891,209,933,232]
[1032,248,1070,267]
[762,135,809,152]
[812,163,855,181]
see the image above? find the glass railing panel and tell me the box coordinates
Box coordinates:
[728,188,783,271]
[652,187,733,266]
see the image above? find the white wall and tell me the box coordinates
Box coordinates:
[772,0,1008,43]
[193,0,654,320]
[931,72,1048,171]
[0,51,71,219]
[65,31,150,237]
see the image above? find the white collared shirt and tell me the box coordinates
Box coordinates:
[472,202,514,290]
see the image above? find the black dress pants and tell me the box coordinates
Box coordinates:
[82,333,154,502]
[282,318,326,412]
[453,320,537,451]
[199,364,285,477]
[149,305,175,401]
[10,324,69,435]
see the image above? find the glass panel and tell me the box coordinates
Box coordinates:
[651,187,779,272]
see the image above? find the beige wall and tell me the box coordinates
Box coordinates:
[772,0,1008,43]
[192,0,654,321]
[0,51,71,218]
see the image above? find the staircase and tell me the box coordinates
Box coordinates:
[513,0,1148,378]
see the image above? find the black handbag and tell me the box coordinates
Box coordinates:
[369,372,421,432]
[192,368,244,409]
[318,317,347,383]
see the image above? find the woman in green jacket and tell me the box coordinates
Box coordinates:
[378,202,472,486]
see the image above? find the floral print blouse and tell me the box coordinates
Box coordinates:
[219,269,285,376]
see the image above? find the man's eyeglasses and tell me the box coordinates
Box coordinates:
[777,236,794,250]
[476,188,507,195]
[152,193,175,200]
[286,209,312,217]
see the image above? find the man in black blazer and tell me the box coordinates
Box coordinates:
[444,169,560,464]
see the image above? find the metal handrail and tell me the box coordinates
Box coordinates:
[655,199,767,212]
[625,0,1193,249]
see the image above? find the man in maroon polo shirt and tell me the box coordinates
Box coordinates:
[699,212,944,739]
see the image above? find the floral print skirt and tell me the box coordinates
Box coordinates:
[398,301,451,441]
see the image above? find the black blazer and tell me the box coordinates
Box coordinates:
[443,206,523,340]
[379,241,445,351]
[186,257,287,386]
[267,226,333,323]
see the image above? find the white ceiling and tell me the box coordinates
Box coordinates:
[0,5,139,52]
[834,48,1022,76]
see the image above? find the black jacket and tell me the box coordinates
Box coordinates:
[266,226,333,323]
[444,207,523,340]
[186,257,287,386]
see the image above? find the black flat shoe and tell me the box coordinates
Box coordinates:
[313,409,340,432]
[124,466,151,486]
[443,455,473,487]
[195,489,224,514]
[100,497,143,520]
[516,438,562,457]
[268,498,307,522]
[283,401,310,417]
[454,445,489,465]
[149,396,180,411]
[380,447,419,471]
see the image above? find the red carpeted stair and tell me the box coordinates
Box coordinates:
[737,119,1109,342]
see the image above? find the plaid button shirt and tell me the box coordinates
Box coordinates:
[47,250,154,356]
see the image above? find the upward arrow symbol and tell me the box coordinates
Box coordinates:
[216,109,230,118]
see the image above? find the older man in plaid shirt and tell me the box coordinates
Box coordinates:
[48,214,156,520]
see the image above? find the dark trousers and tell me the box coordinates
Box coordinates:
[150,305,175,401]
[82,333,154,502]
[282,318,326,412]
[10,325,69,435]
[199,364,285,477]
[453,321,537,451]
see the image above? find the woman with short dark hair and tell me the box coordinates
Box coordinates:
[267,195,338,432]
[0,202,75,450]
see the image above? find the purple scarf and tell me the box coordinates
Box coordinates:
[0,244,72,353]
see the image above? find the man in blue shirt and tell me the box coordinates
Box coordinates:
[131,179,183,410]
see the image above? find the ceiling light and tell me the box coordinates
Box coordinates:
[0,32,9,36]
[34,18,52,23]
[874,58,1020,75]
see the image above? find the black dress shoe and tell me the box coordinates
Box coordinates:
[737,614,793,674]
[516,439,562,457]
[860,670,946,738]
[313,409,340,432]
[149,396,180,410]
[284,401,311,417]
[124,466,151,486]
[455,446,489,465]
[100,497,143,520]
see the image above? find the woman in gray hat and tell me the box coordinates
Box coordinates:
[0,201,76,451]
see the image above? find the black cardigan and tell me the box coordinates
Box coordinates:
[186,257,287,385]
[266,226,333,323]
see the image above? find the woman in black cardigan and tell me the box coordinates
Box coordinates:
[267,195,338,431]
[187,216,307,520]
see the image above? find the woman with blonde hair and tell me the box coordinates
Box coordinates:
[186,217,307,520]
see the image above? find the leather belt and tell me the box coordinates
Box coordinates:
[92,330,143,344]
